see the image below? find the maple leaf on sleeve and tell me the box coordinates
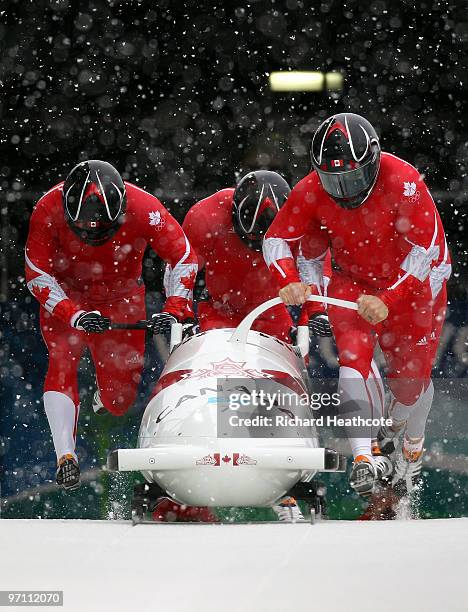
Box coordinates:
[180,270,196,289]
[31,284,51,303]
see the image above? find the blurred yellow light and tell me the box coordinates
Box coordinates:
[269,71,325,92]
[326,72,344,91]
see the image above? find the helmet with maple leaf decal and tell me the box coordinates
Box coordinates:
[232,170,290,251]
[63,160,127,245]
[311,113,381,209]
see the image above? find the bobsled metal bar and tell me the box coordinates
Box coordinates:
[296,325,310,358]
[170,323,183,352]
[109,320,148,330]
[107,446,346,473]
[229,296,358,345]
[108,448,199,471]
[107,321,183,352]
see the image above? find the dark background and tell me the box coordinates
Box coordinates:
[0,0,467,516]
[0,0,467,298]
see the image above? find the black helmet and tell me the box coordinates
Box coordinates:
[63,160,126,245]
[232,170,290,250]
[311,113,381,209]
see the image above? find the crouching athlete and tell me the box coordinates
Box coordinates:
[25,160,197,490]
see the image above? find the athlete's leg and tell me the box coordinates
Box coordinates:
[41,309,85,461]
[328,274,378,460]
[43,391,79,461]
[89,293,146,416]
[326,275,393,495]
[405,285,447,441]
[378,286,448,490]
[368,359,386,444]
[379,287,437,432]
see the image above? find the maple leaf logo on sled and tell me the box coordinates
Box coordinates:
[403,181,417,197]
[148,210,165,229]
[181,358,274,381]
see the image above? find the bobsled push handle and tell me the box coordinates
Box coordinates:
[170,323,183,352]
[109,320,149,330]
[109,319,183,353]
[229,295,358,347]
[296,325,310,358]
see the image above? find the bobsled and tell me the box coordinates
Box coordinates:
[107,297,353,516]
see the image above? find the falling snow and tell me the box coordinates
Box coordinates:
[0,1,467,519]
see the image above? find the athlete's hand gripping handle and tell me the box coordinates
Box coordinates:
[73,311,111,333]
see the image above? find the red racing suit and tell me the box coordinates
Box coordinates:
[25,181,197,414]
[264,152,451,404]
[182,189,328,342]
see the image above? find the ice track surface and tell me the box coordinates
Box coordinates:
[1,518,467,612]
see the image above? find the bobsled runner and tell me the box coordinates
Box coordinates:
[107,296,355,523]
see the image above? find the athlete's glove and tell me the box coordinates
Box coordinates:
[181,318,199,338]
[149,312,178,335]
[73,311,111,333]
[308,313,333,337]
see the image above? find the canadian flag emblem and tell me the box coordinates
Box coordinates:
[31,284,51,302]
[331,159,343,167]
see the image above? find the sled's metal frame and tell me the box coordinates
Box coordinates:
[129,480,328,526]
[130,516,323,526]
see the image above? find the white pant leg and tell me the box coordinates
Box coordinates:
[388,387,423,430]
[367,359,385,439]
[339,366,373,460]
[406,380,434,440]
[44,391,79,462]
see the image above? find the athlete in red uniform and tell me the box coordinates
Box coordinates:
[182,170,331,344]
[25,160,197,489]
[264,113,451,497]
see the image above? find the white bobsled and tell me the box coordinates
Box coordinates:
[107,297,351,508]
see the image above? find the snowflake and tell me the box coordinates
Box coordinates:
[403,181,417,197]
[148,210,164,228]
